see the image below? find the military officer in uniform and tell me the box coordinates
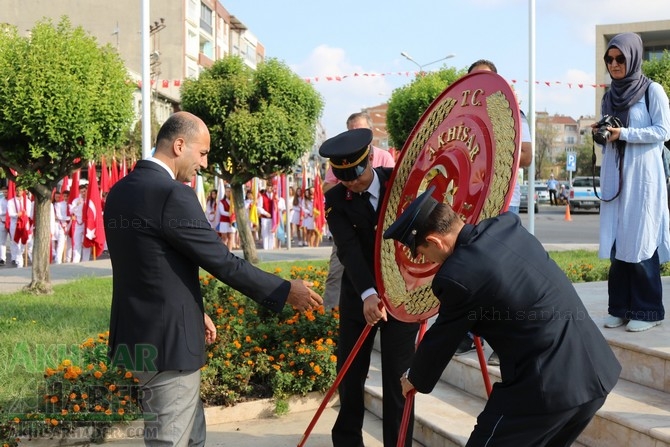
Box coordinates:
[320,128,419,447]
[384,188,621,446]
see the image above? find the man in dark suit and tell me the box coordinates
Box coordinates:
[319,128,419,447]
[104,111,322,446]
[384,188,621,446]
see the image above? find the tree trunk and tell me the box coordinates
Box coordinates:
[231,184,259,264]
[27,187,53,294]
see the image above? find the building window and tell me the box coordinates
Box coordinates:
[200,37,213,59]
[187,0,198,23]
[186,28,198,57]
[200,3,212,35]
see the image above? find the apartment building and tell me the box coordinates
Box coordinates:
[5,0,264,125]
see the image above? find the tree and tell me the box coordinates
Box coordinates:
[180,56,324,263]
[533,116,560,180]
[643,49,670,94]
[386,67,465,150]
[0,18,134,293]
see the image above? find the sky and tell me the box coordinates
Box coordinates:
[220,0,670,139]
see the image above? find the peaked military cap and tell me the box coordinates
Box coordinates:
[319,128,373,181]
[383,186,439,258]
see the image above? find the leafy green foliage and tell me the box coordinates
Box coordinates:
[0,18,134,189]
[180,56,324,186]
[386,67,465,150]
[643,49,670,94]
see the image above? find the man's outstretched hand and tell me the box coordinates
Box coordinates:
[286,279,323,312]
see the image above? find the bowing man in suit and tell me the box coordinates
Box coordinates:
[319,128,420,447]
[104,111,322,447]
[384,188,621,447]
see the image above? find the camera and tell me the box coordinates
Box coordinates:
[593,115,623,145]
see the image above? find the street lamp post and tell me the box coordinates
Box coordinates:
[400,52,455,74]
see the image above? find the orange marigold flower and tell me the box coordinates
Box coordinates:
[51,419,58,426]
[94,371,103,379]
[124,371,133,379]
[108,384,117,392]
[61,359,72,367]
[81,393,88,400]
[61,409,68,416]
[69,393,77,400]
[13,417,20,424]
[118,408,125,415]
[87,364,94,370]
[94,405,102,412]
[105,409,113,415]
[245,335,252,343]
[73,405,80,412]
[50,396,59,404]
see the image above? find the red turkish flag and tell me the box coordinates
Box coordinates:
[100,157,110,193]
[67,169,81,242]
[110,158,119,187]
[82,162,105,257]
[313,172,326,239]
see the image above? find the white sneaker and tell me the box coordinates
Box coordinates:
[604,315,626,328]
[625,320,661,332]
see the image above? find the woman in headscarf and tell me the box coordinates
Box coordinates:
[597,32,670,332]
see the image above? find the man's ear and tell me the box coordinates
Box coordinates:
[424,233,441,248]
[173,137,185,156]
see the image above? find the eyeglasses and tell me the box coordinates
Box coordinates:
[604,55,626,65]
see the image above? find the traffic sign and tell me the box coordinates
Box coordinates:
[567,152,577,172]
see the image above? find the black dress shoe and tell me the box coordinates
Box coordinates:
[0,259,5,266]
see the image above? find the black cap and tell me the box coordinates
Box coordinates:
[319,128,373,181]
[383,186,439,258]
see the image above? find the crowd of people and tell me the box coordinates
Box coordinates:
[0,182,99,268]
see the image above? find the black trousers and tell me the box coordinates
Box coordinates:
[608,245,664,322]
[466,396,607,447]
[332,297,419,447]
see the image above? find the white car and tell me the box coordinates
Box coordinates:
[534,184,550,204]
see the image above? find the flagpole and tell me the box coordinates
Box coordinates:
[141,0,152,160]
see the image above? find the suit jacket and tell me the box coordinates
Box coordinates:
[324,167,391,320]
[409,212,621,415]
[104,160,291,372]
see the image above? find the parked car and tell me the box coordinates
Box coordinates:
[569,176,600,213]
[534,184,550,204]
[519,184,538,213]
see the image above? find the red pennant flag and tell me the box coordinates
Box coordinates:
[82,162,106,257]
[313,172,326,240]
[162,79,169,88]
[100,156,110,193]
[173,79,181,87]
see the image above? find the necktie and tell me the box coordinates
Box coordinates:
[361,191,375,214]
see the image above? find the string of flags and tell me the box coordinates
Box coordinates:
[137,72,607,90]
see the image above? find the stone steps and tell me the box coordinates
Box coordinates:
[363,278,670,446]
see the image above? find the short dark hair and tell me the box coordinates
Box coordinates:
[413,203,461,250]
[467,59,498,74]
[346,112,372,129]
[155,113,200,148]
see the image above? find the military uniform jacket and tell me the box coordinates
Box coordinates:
[324,167,391,320]
[409,212,621,415]
[104,160,291,372]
